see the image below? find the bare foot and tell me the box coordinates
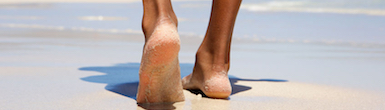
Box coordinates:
[182,0,241,99]
[136,18,184,104]
[182,60,232,98]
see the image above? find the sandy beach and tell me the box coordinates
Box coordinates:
[1,0,385,109]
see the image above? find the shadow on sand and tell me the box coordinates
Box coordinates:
[79,63,287,108]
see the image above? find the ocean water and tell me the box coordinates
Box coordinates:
[0,0,384,45]
[238,0,385,44]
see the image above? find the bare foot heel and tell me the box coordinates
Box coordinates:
[202,72,231,98]
[137,19,184,104]
[182,66,232,99]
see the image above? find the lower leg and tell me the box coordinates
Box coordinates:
[141,0,178,37]
[182,0,242,98]
[137,0,184,104]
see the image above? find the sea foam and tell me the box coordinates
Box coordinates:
[241,1,385,16]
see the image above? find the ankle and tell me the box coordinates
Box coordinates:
[195,49,230,75]
[142,14,177,36]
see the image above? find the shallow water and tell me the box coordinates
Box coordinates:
[0,1,384,44]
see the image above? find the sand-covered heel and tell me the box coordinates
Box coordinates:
[143,24,180,65]
[202,74,232,98]
[137,21,184,104]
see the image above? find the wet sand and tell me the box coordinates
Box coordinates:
[1,29,384,109]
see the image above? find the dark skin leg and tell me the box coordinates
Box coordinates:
[182,0,242,98]
[137,0,242,104]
